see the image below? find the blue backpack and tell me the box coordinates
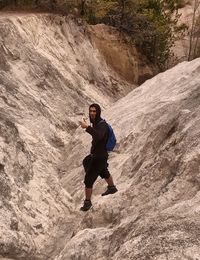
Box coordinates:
[100,120,117,152]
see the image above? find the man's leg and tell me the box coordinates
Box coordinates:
[83,154,94,202]
[99,158,118,196]
[102,176,118,196]
[85,187,92,200]
[83,155,92,173]
[80,187,93,211]
[80,157,99,211]
[105,175,114,186]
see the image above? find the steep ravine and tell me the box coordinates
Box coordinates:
[0,12,155,260]
[58,58,200,260]
[0,12,200,260]
[0,13,130,260]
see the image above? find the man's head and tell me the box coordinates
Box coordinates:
[89,103,101,123]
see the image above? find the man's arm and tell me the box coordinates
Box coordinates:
[86,123,107,141]
[80,119,107,141]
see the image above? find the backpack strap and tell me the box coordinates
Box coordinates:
[98,119,109,139]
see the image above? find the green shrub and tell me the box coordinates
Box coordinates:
[0,0,188,70]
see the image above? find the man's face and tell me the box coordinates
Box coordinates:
[89,107,97,121]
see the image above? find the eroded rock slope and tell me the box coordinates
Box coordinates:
[0,12,200,260]
[0,13,133,259]
[59,58,200,260]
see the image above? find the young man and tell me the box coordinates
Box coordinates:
[80,103,118,211]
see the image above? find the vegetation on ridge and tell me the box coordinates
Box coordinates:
[0,0,199,69]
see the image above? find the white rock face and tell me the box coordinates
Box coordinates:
[59,58,200,260]
[0,12,200,260]
[0,13,133,259]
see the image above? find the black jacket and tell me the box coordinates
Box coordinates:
[86,120,108,158]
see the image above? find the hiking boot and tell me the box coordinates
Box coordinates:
[101,185,118,196]
[80,199,92,211]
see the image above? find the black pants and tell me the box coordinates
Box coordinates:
[83,155,110,188]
